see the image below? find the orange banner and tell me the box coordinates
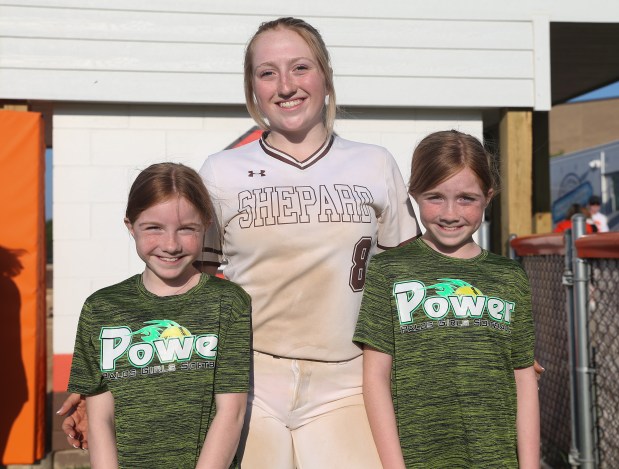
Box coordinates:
[0,110,46,464]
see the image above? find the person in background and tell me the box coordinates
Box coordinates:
[554,203,596,234]
[588,195,609,232]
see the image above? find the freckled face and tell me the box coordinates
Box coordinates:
[125,197,204,290]
[415,167,492,259]
[251,28,327,139]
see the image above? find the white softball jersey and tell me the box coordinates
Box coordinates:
[199,134,419,361]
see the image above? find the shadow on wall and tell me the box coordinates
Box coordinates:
[0,246,28,461]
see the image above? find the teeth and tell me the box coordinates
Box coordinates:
[160,257,179,262]
[279,99,302,108]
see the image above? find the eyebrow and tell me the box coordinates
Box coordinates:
[255,56,315,69]
[137,220,202,227]
[422,190,482,198]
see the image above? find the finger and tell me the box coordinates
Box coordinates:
[61,417,77,438]
[65,433,82,449]
[56,393,83,416]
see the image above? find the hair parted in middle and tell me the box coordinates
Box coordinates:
[408,130,499,199]
[243,17,337,135]
[125,162,213,228]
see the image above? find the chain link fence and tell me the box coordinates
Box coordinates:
[513,231,619,468]
[522,255,572,468]
[589,259,619,468]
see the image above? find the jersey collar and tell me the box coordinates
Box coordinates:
[259,131,335,170]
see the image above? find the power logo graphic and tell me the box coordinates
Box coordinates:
[100,319,218,372]
[393,278,514,326]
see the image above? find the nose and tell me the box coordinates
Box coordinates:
[440,201,459,221]
[163,231,182,253]
[277,72,296,97]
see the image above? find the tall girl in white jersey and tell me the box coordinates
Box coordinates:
[198,17,419,468]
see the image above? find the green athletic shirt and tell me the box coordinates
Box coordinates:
[354,237,535,468]
[68,273,251,469]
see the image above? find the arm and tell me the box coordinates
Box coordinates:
[195,392,247,469]
[363,346,406,469]
[86,392,118,469]
[58,393,89,449]
[514,366,540,469]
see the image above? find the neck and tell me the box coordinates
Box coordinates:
[267,126,329,162]
[142,268,200,297]
[420,235,482,259]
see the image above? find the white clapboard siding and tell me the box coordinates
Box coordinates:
[3,0,618,22]
[0,2,547,108]
[1,6,534,49]
[2,38,533,78]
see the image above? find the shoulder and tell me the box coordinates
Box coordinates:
[332,136,393,159]
[371,239,418,265]
[483,252,528,278]
[206,275,251,302]
[86,275,138,303]
[331,137,403,185]
[199,140,262,175]
[205,140,262,164]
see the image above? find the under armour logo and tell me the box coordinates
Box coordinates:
[248,170,266,177]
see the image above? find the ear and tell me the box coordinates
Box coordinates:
[124,217,134,236]
[485,189,495,206]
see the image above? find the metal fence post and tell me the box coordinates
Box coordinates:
[571,214,597,468]
[478,221,490,251]
[508,233,517,260]
[562,229,580,468]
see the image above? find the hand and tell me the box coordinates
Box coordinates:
[57,393,89,449]
[533,359,545,381]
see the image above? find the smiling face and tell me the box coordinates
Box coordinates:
[125,196,204,294]
[415,167,492,259]
[250,27,328,141]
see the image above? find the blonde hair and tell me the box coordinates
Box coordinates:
[243,17,337,135]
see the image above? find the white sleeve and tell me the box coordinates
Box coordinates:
[376,151,420,251]
[599,214,609,233]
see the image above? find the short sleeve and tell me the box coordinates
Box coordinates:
[67,302,108,396]
[509,265,535,368]
[199,156,224,265]
[376,151,420,251]
[214,286,252,394]
[354,257,396,356]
